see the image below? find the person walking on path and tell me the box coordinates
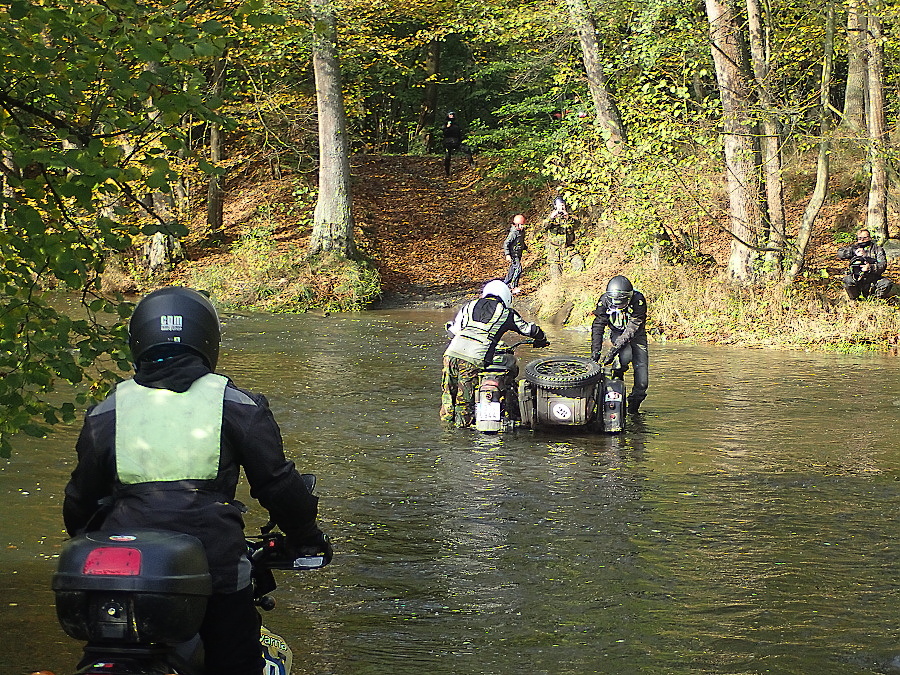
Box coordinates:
[442,111,474,176]
[502,214,527,293]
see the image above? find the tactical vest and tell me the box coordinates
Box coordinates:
[114,373,228,484]
[444,300,508,365]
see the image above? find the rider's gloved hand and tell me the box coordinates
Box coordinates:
[591,351,602,362]
[287,529,333,567]
[531,327,549,349]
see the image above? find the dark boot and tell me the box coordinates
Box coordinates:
[627,399,642,414]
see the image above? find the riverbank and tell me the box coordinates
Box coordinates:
[135,153,900,354]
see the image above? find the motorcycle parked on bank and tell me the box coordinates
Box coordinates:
[47,477,330,675]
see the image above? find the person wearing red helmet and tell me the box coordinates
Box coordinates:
[502,214,527,293]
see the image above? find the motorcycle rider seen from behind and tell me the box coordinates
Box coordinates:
[591,275,649,414]
[62,286,332,675]
[441,279,548,428]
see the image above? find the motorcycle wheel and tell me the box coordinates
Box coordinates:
[524,356,603,389]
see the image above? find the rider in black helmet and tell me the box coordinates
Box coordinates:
[590,275,649,414]
[63,286,332,675]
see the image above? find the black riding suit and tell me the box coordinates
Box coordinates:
[442,119,473,175]
[63,351,323,675]
[590,290,649,412]
[838,241,892,299]
[502,226,526,288]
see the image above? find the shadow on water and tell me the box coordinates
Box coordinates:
[3,308,900,674]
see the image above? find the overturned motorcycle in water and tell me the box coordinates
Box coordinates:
[46,477,330,675]
[474,344,629,434]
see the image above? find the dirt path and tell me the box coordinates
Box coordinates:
[350,155,512,304]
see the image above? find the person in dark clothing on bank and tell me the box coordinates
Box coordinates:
[502,214,527,293]
[591,275,649,414]
[63,286,332,675]
[837,228,895,300]
[442,111,474,176]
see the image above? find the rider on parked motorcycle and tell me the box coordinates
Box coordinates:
[591,275,649,414]
[837,228,894,300]
[441,279,548,428]
[62,286,332,675]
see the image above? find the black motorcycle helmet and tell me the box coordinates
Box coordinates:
[606,275,634,309]
[128,287,221,369]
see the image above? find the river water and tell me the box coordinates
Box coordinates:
[2,308,899,674]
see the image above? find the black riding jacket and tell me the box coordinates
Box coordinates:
[63,352,321,593]
[591,290,648,356]
[503,226,526,258]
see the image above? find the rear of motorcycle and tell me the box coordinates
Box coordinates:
[599,369,626,433]
[52,529,305,675]
[475,350,519,433]
[53,529,213,674]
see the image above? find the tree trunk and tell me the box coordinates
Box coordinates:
[412,39,440,154]
[705,0,761,284]
[786,0,834,282]
[563,0,626,152]
[746,0,786,276]
[206,53,228,235]
[309,0,355,257]
[138,61,183,273]
[842,0,867,133]
[864,7,888,240]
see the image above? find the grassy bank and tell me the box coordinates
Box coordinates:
[533,258,900,354]
[182,222,381,313]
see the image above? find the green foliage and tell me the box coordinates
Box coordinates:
[0,0,252,455]
[187,207,381,313]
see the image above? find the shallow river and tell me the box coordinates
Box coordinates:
[2,308,899,675]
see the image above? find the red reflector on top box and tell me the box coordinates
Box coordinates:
[83,547,142,576]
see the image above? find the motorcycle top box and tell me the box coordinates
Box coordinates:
[53,529,212,645]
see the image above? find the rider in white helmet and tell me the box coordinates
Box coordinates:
[440,280,547,427]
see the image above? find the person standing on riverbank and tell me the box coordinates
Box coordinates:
[62,286,332,675]
[542,197,577,278]
[591,275,649,414]
[502,214,527,293]
[440,279,547,427]
[837,228,894,300]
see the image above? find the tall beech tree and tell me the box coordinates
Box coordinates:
[705,0,761,284]
[309,0,355,257]
[863,2,888,240]
[563,0,626,151]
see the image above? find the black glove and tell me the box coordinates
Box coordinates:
[531,327,549,348]
[286,529,333,568]
[591,351,602,362]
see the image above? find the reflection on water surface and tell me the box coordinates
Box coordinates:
[2,309,899,674]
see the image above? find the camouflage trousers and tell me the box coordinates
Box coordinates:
[439,356,481,427]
